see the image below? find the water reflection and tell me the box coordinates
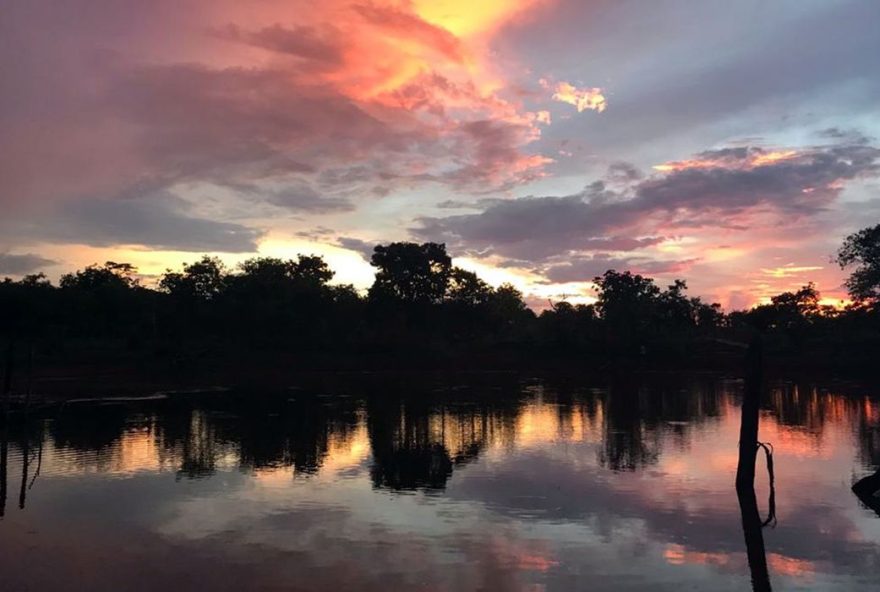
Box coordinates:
[0,375,879,591]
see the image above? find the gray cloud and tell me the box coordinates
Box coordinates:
[606,162,643,183]
[512,0,880,161]
[335,237,377,260]
[635,144,880,216]
[264,184,355,213]
[214,23,345,64]
[414,141,880,263]
[541,255,698,283]
[0,252,57,275]
[4,194,262,253]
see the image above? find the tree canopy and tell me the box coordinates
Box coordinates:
[0,234,878,370]
[838,223,880,305]
[369,242,452,304]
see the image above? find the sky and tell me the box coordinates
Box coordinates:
[2,0,879,309]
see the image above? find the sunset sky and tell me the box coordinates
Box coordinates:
[3,0,879,309]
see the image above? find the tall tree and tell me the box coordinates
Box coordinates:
[369,242,452,304]
[446,268,492,307]
[837,223,880,305]
[60,261,138,291]
[593,270,661,326]
[160,256,226,301]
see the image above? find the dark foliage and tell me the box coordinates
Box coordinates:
[1,230,879,371]
[837,223,880,306]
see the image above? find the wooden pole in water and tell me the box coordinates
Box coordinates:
[2,339,14,419]
[24,341,33,412]
[18,428,28,510]
[736,335,762,488]
[736,334,772,592]
[0,424,7,518]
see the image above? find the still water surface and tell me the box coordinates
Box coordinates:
[1,374,879,591]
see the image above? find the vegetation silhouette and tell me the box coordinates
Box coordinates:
[1,225,879,393]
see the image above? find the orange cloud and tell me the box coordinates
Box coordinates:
[664,544,732,568]
[3,0,564,210]
[548,81,608,113]
[653,149,799,172]
[767,554,815,580]
[760,264,824,279]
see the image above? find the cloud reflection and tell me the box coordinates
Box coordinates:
[2,376,879,590]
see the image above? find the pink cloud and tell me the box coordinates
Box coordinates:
[0,0,561,212]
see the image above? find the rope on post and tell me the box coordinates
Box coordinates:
[756,441,776,528]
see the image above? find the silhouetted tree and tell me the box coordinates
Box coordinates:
[696,302,724,329]
[2,228,878,374]
[594,270,661,331]
[58,261,151,340]
[838,223,880,306]
[160,256,226,302]
[59,261,138,291]
[224,255,338,347]
[446,267,492,306]
[369,242,451,304]
[746,284,819,331]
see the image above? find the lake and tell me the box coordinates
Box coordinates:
[1,373,879,591]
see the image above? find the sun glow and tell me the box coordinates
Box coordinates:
[412,0,546,37]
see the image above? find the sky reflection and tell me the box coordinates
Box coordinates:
[1,376,879,591]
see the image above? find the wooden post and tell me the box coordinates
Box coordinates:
[735,334,772,591]
[0,425,7,518]
[736,335,762,488]
[737,480,772,592]
[2,339,14,419]
[18,429,28,510]
[24,341,33,412]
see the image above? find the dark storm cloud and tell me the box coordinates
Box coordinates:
[414,141,880,263]
[0,252,57,275]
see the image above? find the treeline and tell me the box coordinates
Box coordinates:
[1,225,879,368]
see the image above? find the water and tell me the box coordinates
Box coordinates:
[1,374,879,591]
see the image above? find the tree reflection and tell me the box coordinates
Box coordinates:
[0,423,7,518]
[176,411,222,479]
[853,392,880,517]
[0,420,44,513]
[51,405,130,459]
[365,388,520,491]
[233,395,360,476]
[367,396,454,490]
